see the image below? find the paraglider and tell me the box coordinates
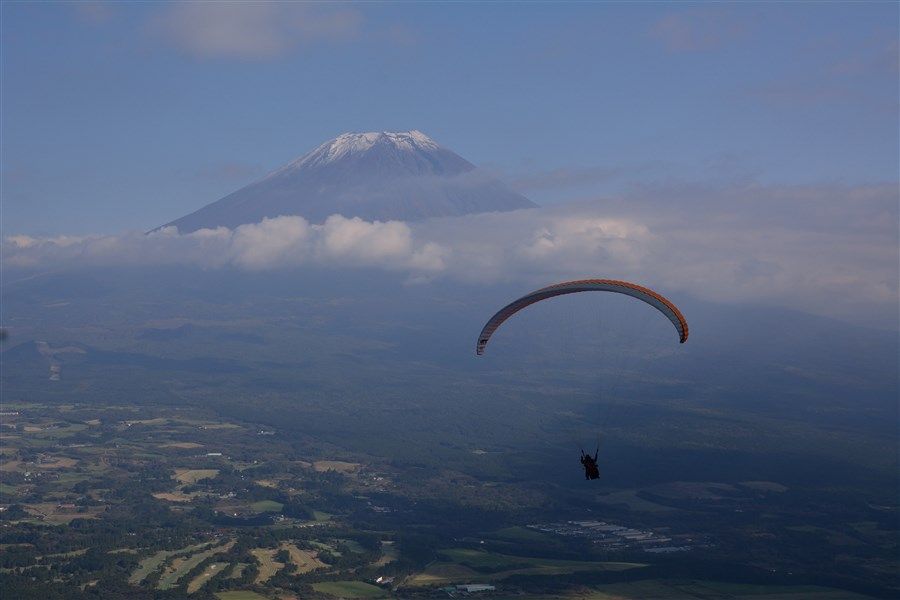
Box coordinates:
[580,446,600,480]
[475,279,689,481]
[475,279,688,356]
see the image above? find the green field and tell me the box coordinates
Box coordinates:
[313,581,387,598]
[595,489,677,512]
[441,548,644,570]
[373,540,398,566]
[250,499,283,513]
[127,540,218,585]
[174,469,220,484]
[186,561,228,593]
[492,526,555,543]
[337,538,366,553]
[0,483,20,497]
[250,548,283,583]
[158,541,234,589]
[129,550,176,585]
[405,548,646,586]
[226,562,248,579]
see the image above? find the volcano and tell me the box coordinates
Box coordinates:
[162,130,535,232]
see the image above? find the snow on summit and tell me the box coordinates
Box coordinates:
[290,130,442,169]
[161,130,536,232]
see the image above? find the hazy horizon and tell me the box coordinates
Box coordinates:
[1,3,897,600]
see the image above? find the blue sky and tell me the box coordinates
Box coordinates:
[2,1,897,235]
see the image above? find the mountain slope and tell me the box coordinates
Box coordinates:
[162,131,535,232]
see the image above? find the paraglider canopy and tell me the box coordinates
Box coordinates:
[476,279,688,355]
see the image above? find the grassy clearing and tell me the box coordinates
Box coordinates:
[280,542,326,573]
[128,541,217,584]
[199,423,240,430]
[313,460,360,473]
[124,418,169,426]
[153,491,200,502]
[337,538,366,553]
[174,469,219,484]
[310,540,342,556]
[186,561,228,593]
[34,456,78,469]
[406,563,480,586]
[372,540,398,566]
[739,480,788,493]
[157,540,235,590]
[0,483,20,497]
[250,548,283,583]
[492,526,554,543]
[157,541,232,589]
[129,550,175,584]
[250,499,283,513]
[312,581,387,598]
[595,489,676,512]
[405,549,645,587]
[24,502,102,525]
[26,424,89,439]
[38,548,88,560]
[226,562,248,579]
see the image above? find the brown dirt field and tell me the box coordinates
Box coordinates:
[161,442,204,449]
[0,460,23,472]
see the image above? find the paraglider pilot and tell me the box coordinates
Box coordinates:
[580,446,600,480]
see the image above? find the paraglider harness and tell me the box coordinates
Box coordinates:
[580,446,600,480]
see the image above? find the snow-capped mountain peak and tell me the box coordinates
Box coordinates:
[160,130,535,232]
[291,130,441,170]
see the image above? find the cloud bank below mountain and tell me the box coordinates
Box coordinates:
[4,182,897,329]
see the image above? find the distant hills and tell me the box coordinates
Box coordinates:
[161,130,536,233]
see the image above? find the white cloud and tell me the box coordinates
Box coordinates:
[154,3,363,60]
[3,215,445,275]
[3,182,897,328]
